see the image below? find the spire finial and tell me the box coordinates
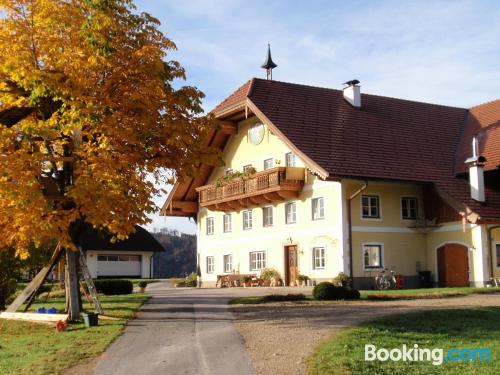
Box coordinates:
[261,43,277,80]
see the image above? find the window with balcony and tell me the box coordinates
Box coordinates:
[312,247,325,269]
[223,214,232,233]
[285,202,297,224]
[250,251,266,271]
[312,197,325,220]
[262,206,273,227]
[206,256,214,274]
[285,152,297,167]
[401,197,418,220]
[263,158,274,170]
[206,217,214,235]
[223,254,232,273]
[362,195,380,219]
[243,209,253,230]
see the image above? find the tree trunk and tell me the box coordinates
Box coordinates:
[66,249,80,321]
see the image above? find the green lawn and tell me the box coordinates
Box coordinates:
[229,287,500,305]
[309,307,500,374]
[0,293,149,375]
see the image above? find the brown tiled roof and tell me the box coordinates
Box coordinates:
[239,78,500,220]
[212,79,253,114]
[456,99,500,174]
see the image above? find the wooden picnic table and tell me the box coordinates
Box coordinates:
[216,274,260,288]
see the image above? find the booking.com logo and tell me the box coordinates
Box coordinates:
[365,344,491,366]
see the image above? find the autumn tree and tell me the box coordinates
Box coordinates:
[0,0,215,319]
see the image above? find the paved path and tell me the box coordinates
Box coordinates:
[94,282,312,375]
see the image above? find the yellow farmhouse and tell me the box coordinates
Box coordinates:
[161,77,500,289]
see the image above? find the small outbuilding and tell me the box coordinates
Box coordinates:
[79,226,164,279]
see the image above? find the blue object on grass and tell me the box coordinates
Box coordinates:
[47,307,58,314]
[36,307,46,314]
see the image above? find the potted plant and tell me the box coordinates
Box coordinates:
[298,274,309,287]
[260,268,281,287]
[241,275,252,288]
[333,272,350,287]
[138,281,147,293]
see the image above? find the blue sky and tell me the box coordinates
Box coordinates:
[137,0,500,234]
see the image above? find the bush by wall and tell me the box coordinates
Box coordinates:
[312,282,360,300]
[93,279,133,295]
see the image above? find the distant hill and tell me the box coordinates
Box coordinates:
[151,229,197,278]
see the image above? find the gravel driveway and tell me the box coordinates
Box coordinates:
[231,293,500,375]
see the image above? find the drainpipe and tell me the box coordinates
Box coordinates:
[488,225,500,284]
[347,181,368,283]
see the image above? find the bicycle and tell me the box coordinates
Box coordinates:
[375,268,396,290]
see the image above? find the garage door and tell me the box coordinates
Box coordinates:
[97,254,141,277]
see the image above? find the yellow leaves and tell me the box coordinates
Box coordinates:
[0,0,217,253]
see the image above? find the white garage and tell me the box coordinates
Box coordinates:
[78,226,164,279]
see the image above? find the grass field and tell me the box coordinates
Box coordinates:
[229,287,500,305]
[0,293,148,375]
[309,307,500,375]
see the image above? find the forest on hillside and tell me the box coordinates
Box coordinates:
[152,229,197,278]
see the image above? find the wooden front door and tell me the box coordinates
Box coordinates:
[437,244,469,287]
[285,245,299,286]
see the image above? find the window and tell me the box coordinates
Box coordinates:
[262,206,273,227]
[223,214,232,233]
[243,164,254,173]
[496,244,500,267]
[263,158,274,170]
[206,256,214,274]
[250,251,266,271]
[312,197,325,220]
[285,202,297,224]
[362,195,380,218]
[312,247,326,269]
[363,244,383,269]
[285,152,297,167]
[206,217,214,235]
[224,168,233,176]
[243,209,253,230]
[97,254,140,262]
[223,254,232,273]
[401,197,418,220]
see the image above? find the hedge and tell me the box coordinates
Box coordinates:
[93,279,133,295]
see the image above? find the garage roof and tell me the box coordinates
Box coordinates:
[79,226,164,252]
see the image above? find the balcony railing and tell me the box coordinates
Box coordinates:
[196,167,305,210]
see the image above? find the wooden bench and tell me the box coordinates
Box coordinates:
[216,274,259,288]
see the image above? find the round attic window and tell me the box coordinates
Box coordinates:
[248,123,265,145]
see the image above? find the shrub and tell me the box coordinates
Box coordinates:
[313,282,360,300]
[313,282,338,300]
[260,268,280,281]
[298,275,309,282]
[138,281,148,288]
[93,279,133,295]
[0,249,21,310]
[176,272,197,287]
[261,294,307,303]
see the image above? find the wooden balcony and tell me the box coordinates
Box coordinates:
[196,167,305,211]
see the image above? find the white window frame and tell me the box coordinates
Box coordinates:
[361,195,381,219]
[312,247,326,270]
[285,202,297,224]
[223,214,232,233]
[206,256,214,274]
[362,243,384,270]
[262,206,274,227]
[401,197,418,220]
[249,251,267,271]
[243,209,253,230]
[263,158,274,170]
[285,152,297,167]
[223,254,232,273]
[312,197,325,220]
[206,217,214,235]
